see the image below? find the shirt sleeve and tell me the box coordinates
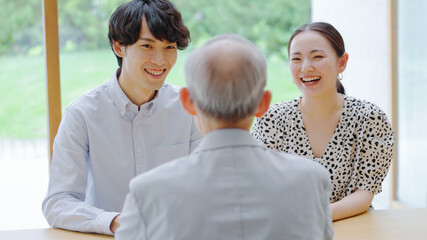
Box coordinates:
[41,107,119,235]
[357,106,395,194]
[251,104,282,151]
[115,188,147,240]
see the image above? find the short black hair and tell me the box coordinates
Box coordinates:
[108,0,190,67]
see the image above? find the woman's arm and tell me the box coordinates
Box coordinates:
[330,102,394,221]
[330,189,374,221]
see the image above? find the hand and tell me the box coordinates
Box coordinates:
[110,214,120,233]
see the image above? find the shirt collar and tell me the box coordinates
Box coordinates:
[194,128,262,153]
[108,70,166,118]
[108,72,130,117]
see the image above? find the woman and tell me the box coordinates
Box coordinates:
[252,22,394,221]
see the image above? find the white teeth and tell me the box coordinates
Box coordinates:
[146,69,164,76]
[302,76,320,82]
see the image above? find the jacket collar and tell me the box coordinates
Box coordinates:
[194,128,263,153]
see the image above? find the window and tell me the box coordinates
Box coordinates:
[397,0,427,208]
[0,0,49,230]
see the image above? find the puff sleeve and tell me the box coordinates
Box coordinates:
[356,105,394,194]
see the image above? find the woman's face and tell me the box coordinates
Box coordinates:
[289,30,346,98]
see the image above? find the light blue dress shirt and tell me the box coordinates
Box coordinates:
[42,72,201,235]
[116,129,333,240]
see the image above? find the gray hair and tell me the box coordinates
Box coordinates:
[184,34,267,121]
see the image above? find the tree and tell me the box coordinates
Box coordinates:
[0,0,42,55]
[175,0,311,58]
[0,0,310,57]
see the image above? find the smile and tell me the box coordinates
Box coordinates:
[145,68,165,77]
[301,76,320,83]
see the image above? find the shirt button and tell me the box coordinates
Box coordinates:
[137,148,141,153]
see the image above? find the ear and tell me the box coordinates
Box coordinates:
[255,90,272,118]
[180,87,197,116]
[338,52,349,73]
[112,40,125,58]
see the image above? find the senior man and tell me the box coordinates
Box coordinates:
[115,34,334,240]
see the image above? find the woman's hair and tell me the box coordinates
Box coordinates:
[288,22,346,95]
[108,0,190,68]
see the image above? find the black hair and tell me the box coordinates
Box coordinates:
[288,22,346,95]
[108,0,190,68]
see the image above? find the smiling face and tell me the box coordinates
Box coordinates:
[113,16,177,101]
[289,30,346,97]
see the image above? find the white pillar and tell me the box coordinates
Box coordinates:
[311,0,389,114]
[311,0,390,209]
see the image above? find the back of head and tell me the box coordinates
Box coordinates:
[108,0,190,67]
[185,34,267,121]
[288,22,346,94]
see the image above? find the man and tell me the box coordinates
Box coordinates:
[115,34,334,240]
[42,0,201,235]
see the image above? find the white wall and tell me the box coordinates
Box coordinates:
[311,0,391,209]
[311,0,390,115]
[312,0,427,208]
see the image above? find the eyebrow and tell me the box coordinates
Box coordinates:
[290,49,326,55]
[138,37,176,45]
[138,37,156,42]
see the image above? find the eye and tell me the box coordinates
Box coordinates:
[166,45,176,49]
[313,55,324,59]
[291,57,301,61]
[141,44,151,48]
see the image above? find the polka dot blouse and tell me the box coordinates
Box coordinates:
[252,95,394,203]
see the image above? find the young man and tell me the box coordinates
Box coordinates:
[42,0,201,235]
[115,34,334,240]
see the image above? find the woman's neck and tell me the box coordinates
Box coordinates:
[300,92,344,119]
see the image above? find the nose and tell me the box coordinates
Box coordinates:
[301,59,313,73]
[150,50,166,66]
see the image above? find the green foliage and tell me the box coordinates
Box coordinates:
[0,0,307,138]
[0,54,46,138]
[0,0,42,55]
[175,0,311,58]
[57,0,127,51]
[0,0,310,57]
[0,49,299,139]
[0,0,127,55]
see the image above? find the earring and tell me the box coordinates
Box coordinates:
[337,73,343,81]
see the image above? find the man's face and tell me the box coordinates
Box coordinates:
[118,17,178,95]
